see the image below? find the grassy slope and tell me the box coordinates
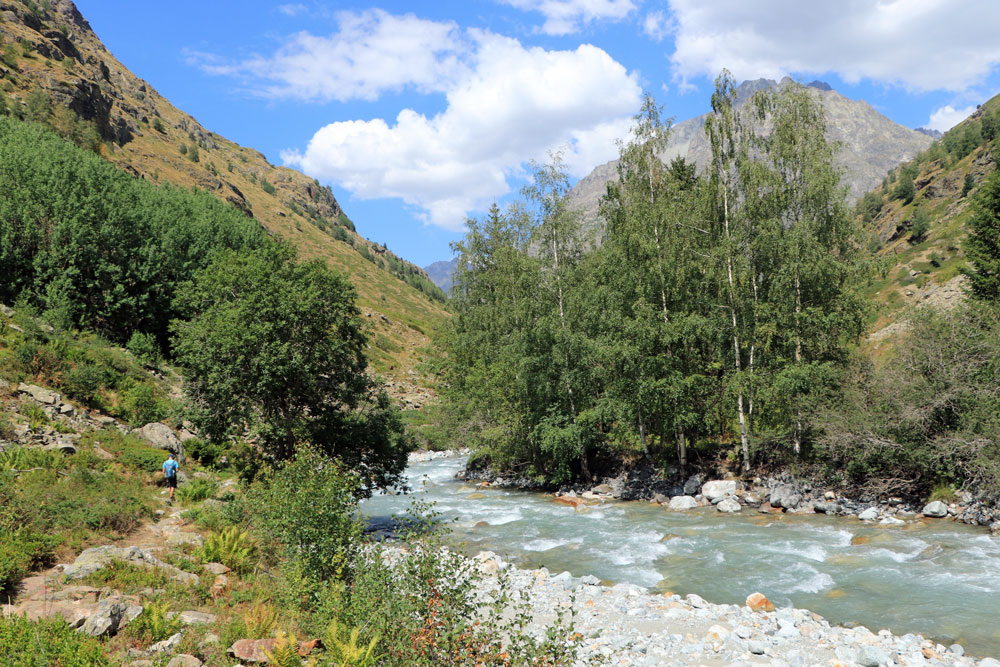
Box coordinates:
[0,0,448,384]
[859,94,999,350]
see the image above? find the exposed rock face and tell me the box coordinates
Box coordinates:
[138,422,182,455]
[423,257,459,292]
[62,545,199,585]
[701,480,738,502]
[769,483,802,509]
[566,78,934,241]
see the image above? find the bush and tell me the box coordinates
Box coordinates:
[94,430,166,473]
[185,436,224,468]
[197,526,256,573]
[126,331,160,367]
[0,526,58,594]
[175,477,217,504]
[0,615,111,666]
[121,601,183,646]
[119,382,167,425]
[241,448,362,585]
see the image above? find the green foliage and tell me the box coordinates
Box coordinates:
[239,448,362,585]
[261,179,276,195]
[323,621,380,666]
[94,429,168,473]
[892,170,916,203]
[197,526,256,573]
[152,117,166,133]
[0,115,268,347]
[909,206,930,243]
[962,173,975,197]
[858,190,883,223]
[264,631,302,667]
[0,525,58,594]
[444,79,867,481]
[175,477,218,504]
[171,246,409,488]
[126,331,160,367]
[122,601,183,645]
[119,382,168,425]
[0,615,112,666]
[184,436,224,468]
[961,168,1000,300]
[816,305,1000,497]
[0,446,63,472]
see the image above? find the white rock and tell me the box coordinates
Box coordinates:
[717,498,742,513]
[879,517,905,526]
[922,501,948,518]
[701,480,738,501]
[667,495,699,511]
[858,507,880,521]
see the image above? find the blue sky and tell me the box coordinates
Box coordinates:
[75,0,1000,267]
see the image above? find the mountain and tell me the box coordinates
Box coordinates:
[424,258,459,293]
[566,78,935,236]
[0,0,446,386]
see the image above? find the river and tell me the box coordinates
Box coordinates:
[360,456,1000,657]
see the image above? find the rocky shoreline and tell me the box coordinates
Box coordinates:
[466,549,1000,666]
[452,455,1000,537]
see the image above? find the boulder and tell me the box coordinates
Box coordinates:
[683,474,703,495]
[667,495,699,511]
[857,645,891,667]
[166,656,203,667]
[857,507,880,521]
[6,599,95,628]
[879,516,905,526]
[746,592,775,612]
[701,480,737,502]
[44,441,77,455]
[813,501,840,514]
[149,632,183,655]
[78,597,140,637]
[227,638,319,663]
[62,545,198,585]
[169,610,217,626]
[166,532,204,548]
[138,422,182,455]
[17,383,61,405]
[59,403,76,416]
[922,500,949,518]
[553,495,586,508]
[768,483,802,509]
[591,483,613,495]
[716,498,741,513]
[202,562,230,575]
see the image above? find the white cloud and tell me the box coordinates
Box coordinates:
[642,10,672,41]
[276,4,307,17]
[667,0,1000,92]
[280,30,641,230]
[926,105,977,133]
[199,9,466,102]
[498,0,638,35]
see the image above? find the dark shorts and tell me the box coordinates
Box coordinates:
[166,475,177,488]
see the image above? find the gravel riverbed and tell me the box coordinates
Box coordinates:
[467,549,1000,667]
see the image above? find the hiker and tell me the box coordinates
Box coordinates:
[162,452,179,501]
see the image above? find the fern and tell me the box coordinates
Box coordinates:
[244,602,279,640]
[0,447,63,472]
[124,601,182,644]
[264,631,305,667]
[323,620,379,667]
[196,526,256,573]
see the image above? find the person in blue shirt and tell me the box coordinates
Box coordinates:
[162,452,179,501]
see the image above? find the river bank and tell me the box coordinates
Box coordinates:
[450,452,1000,536]
[464,548,1000,666]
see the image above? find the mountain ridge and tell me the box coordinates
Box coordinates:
[566,77,935,239]
[0,0,447,386]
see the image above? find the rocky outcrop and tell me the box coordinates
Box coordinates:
[61,545,199,586]
[566,78,934,240]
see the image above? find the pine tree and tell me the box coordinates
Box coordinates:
[962,169,1000,301]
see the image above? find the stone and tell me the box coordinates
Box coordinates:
[990,521,1000,536]
[203,562,231,575]
[149,632,183,655]
[978,659,1000,667]
[592,483,613,495]
[78,597,136,637]
[62,545,198,585]
[7,599,95,628]
[169,610,217,626]
[553,494,586,508]
[948,644,964,656]
[211,574,229,597]
[879,517,905,526]
[857,645,890,666]
[813,501,839,514]
[44,441,76,455]
[748,640,767,655]
[92,445,114,460]
[717,497,741,513]
[746,592,775,612]
[922,501,948,518]
[166,532,204,548]
[768,483,802,509]
[166,656,202,667]
[704,624,729,642]
[686,593,707,608]
[17,383,61,405]
[59,403,76,416]
[201,498,225,512]
[858,507,880,521]
[138,422,182,454]
[683,474,703,495]
[667,495,699,511]
[228,638,283,663]
[701,480,737,502]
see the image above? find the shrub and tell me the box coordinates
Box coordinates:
[0,446,64,472]
[97,431,167,473]
[185,436,224,468]
[261,179,276,195]
[119,382,167,425]
[0,615,111,666]
[0,526,58,594]
[126,331,160,367]
[175,477,218,504]
[197,526,256,574]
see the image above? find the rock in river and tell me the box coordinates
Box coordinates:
[922,500,949,518]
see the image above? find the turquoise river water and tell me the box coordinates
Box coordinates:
[360,457,1000,657]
